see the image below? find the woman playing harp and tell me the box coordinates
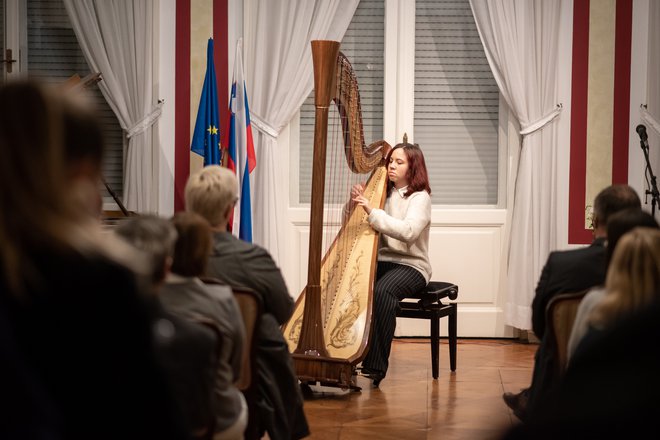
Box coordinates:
[351,140,432,387]
[281,40,393,389]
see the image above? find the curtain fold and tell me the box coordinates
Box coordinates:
[469,0,563,329]
[63,0,158,213]
[648,1,660,130]
[243,0,359,264]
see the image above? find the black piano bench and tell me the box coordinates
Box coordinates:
[396,281,458,379]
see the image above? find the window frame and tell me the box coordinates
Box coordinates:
[292,0,509,209]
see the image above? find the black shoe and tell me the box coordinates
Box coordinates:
[360,367,385,387]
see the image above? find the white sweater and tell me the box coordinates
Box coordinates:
[367,187,432,283]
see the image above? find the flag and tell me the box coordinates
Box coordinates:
[227,39,257,242]
[191,38,221,166]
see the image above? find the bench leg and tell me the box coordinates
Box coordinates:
[431,313,439,379]
[449,304,457,371]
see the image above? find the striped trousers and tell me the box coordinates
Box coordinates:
[362,261,426,375]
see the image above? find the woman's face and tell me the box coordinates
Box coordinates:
[387,148,409,189]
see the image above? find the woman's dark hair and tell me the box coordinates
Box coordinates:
[384,142,431,197]
[0,80,105,294]
[170,212,212,277]
[606,208,659,265]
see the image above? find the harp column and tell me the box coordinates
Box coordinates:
[294,40,340,357]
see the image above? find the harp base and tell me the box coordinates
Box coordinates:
[292,353,361,391]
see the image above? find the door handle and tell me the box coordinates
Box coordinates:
[0,49,17,73]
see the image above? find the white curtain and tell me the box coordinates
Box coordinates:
[644,0,660,135]
[244,0,359,263]
[63,0,161,213]
[469,0,563,329]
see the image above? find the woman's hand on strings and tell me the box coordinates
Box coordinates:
[350,183,365,200]
[351,182,372,214]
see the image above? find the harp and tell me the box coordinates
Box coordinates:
[281,40,392,389]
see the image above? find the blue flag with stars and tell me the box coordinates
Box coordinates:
[191,38,221,165]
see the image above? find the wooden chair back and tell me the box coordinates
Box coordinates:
[546,290,590,375]
[231,287,262,391]
[199,277,262,390]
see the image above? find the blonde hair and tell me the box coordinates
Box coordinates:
[590,227,660,328]
[184,165,238,227]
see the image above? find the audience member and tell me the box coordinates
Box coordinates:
[185,165,310,440]
[0,81,187,439]
[569,227,660,356]
[161,212,247,440]
[503,184,641,420]
[566,209,659,361]
[115,214,226,439]
[502,249,660,439]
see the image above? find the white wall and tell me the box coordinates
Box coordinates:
[155,0,176,217]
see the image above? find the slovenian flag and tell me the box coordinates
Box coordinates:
[227,39,256,242]
[190,38,221,166]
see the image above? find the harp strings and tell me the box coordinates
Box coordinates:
[320,59,363,324]
[323,59,359,256]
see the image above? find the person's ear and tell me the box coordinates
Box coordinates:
[164,256,173,274]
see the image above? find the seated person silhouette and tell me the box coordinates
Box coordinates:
[0,80,187,439]
[501,230,660,440]
[185,165,309,440]
[503,184,641,420]
[566,209,659,362]
[162,212,248,440]
[115,214,235,439]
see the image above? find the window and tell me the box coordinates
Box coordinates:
[22,0,124,203]
[298,0,384,204]
[298,0,500,206]
[414,0,499,204]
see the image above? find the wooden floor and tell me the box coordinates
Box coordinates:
[301,338,537,440]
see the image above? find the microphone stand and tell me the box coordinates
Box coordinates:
[640,137,660,217]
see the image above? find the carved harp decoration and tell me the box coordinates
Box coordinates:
[281,40,392,389]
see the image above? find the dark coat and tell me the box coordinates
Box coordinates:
[526,237,607,417]
[0,250,187,440]
[503,300,660,439]
[207,232,309,440]
[531,237,607,339]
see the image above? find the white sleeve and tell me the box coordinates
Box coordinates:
[367,192,431,244]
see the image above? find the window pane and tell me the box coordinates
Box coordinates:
[27,0,124,202]
[414,0,499,204]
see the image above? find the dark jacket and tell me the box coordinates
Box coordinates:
[0,250,187,440]
[531,237,607,339]
[503,300,660,439]
[525,237,607,418]
[207,232,309,440]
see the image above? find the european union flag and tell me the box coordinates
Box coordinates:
[191,38,221,166]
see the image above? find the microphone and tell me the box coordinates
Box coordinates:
[637,124,649,150]
[636,124,648,141]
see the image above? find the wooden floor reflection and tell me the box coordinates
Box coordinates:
[301,338,536,440]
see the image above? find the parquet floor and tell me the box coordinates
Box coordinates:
[301,338,537,440]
